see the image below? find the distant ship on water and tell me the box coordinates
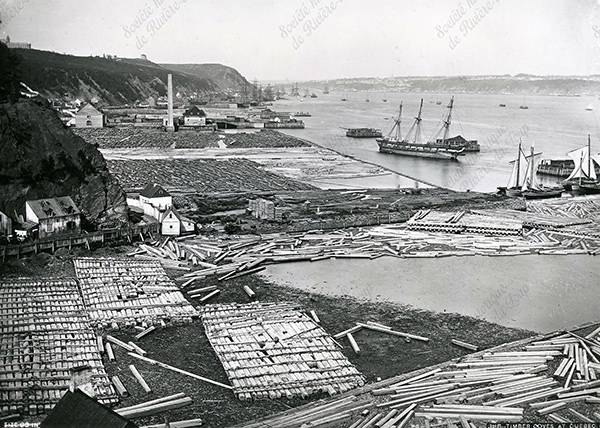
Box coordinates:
[376,98,478,160]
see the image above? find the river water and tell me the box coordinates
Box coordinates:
[258,92,600,333]
[273,91,600,192]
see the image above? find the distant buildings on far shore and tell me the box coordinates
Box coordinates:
[0,35,31,49]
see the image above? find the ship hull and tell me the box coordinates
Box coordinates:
[522,189,563,200]
[505,187,522,197]
[378,141,463,160]
[576,184,600,195]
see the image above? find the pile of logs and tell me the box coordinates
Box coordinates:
[129,200,600,285]
[0,278,118,416]
[200,302,366,400]
[74,258,198,329]
[107,158,312,193]
[528,195,600,223]
[231,325,600,427]
[126,199,600,287]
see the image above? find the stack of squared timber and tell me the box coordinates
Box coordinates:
[74,258,198,328]
[0,278,117,416]
[230,324,600,427]
[200,302,365,400]
[407,210,523,236]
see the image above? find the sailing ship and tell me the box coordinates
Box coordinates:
[562,135,600,194]
[586,104,594,111]
[323,87,330,94]
[520,143,563,199]
[506,141,563,199]
[427,97,480,152]
[376,99,465,160]
[505,140,527,197]
[365,92,370,102]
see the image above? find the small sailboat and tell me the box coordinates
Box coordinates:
[366,92,370,102]
[520,143,563,199]
[382,92,387,102]
[506,140,527,197]
[563,135,600,194]
[586,104,594,111]
[341,94,348,101]
[506,141,563,199]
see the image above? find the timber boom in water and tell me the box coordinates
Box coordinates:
[376,98,470,160]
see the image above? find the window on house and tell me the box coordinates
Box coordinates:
[86,120,92,126]
[169,225,173,229]
[66,221,75,230]
[169,214,173,218]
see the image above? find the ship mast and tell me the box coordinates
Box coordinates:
[528,142,535,191]
[516,139,522,187]
[414,98,423,143]
[442,96,454,142]
[588,133,592,180]
[393,102,403,141]
[403,99,425,144]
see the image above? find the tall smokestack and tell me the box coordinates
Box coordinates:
[166,73,175,132]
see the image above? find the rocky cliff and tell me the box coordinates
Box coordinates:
[13,48,220,105]
[0,98,128,228]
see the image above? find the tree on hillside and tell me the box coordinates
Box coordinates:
[0,42,22,103]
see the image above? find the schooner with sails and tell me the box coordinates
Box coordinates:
[505,140,563,199]
[562,134,600,194]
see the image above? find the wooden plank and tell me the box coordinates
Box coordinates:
[116,393,187,412]
[140,419,203,428]
[357,323,429,342]
[128,352,233,390]
[117,397,193,419]
[129,365,152,393]
[347,333,361,355]
[135,326,156,340]
[451,339,479,352]
[112,375,129,397]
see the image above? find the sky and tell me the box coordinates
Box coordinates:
[2,0,600,81]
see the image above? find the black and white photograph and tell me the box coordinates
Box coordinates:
[1,0,600,426]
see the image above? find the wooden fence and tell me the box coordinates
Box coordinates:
[1,223,160,263]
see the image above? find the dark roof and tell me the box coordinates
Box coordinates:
[41,389,137,428]
[161,206,193,223]
[77,103,102,116]
[27,196,80,220]
[140,183,171,198]
[446,135,468,142]
[183,106,206,117]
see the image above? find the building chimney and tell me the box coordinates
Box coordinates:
[166,73,175,132]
